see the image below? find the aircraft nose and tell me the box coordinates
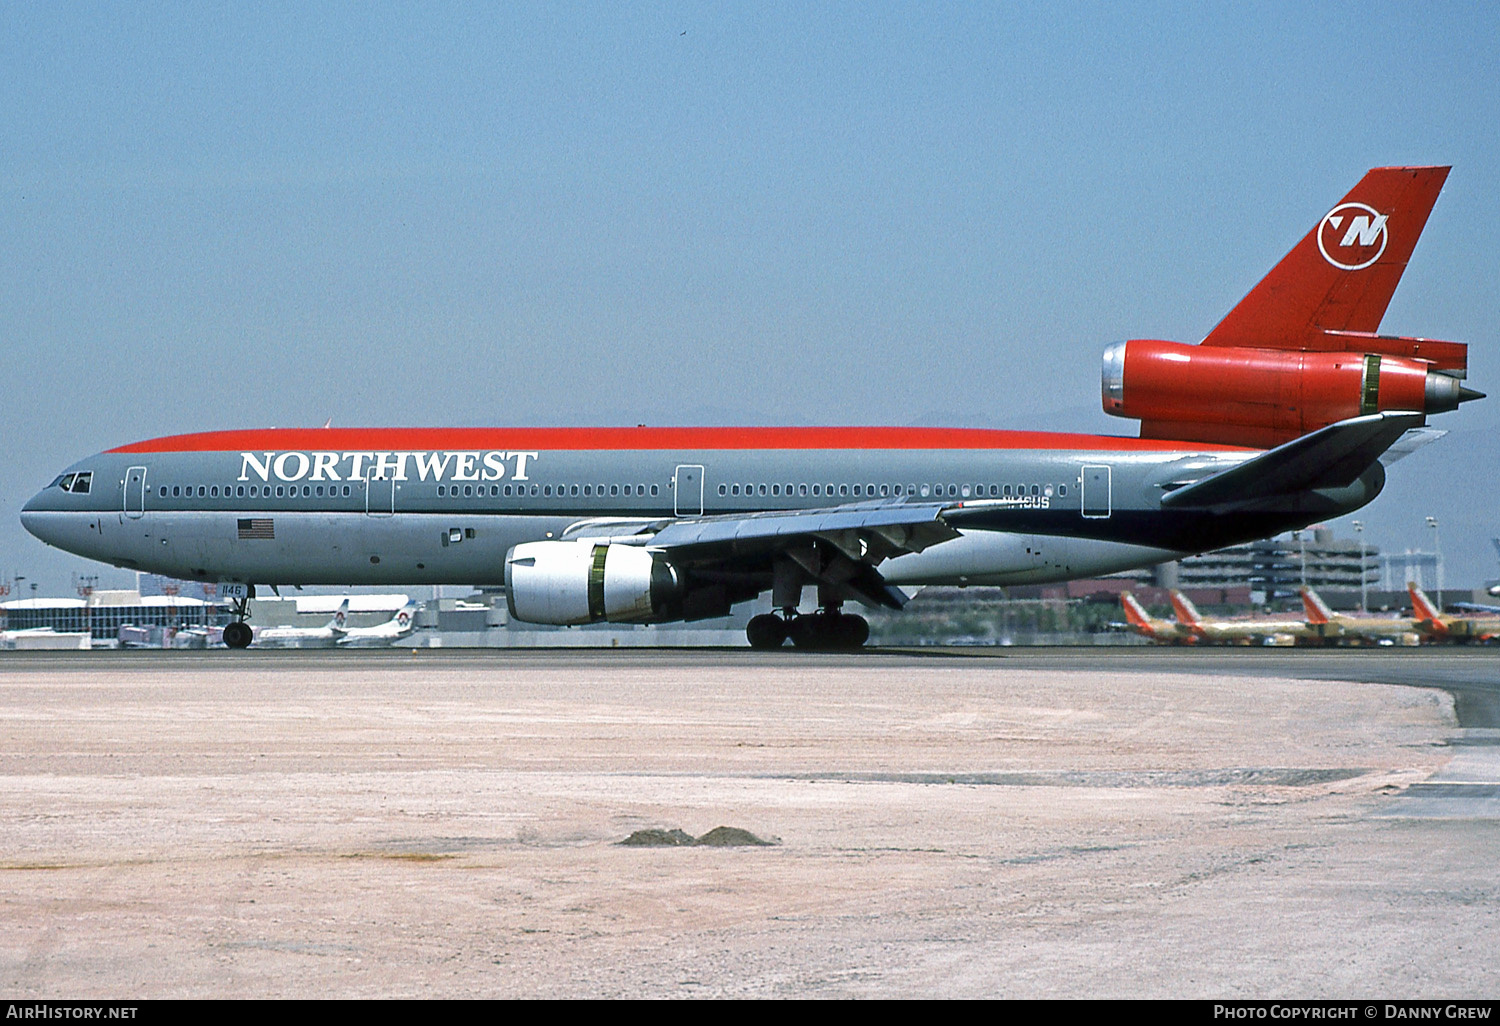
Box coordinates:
[20,490,57,546]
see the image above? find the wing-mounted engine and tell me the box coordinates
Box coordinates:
[505,540,689,625]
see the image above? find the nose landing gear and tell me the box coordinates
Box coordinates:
[222,587,255,649]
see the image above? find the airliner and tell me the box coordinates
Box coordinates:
[1409,582,1499,643]
[1169,591,1313,646]
[21,167,1481,649]
[251,598,350,649]
[1299,588,1421,646]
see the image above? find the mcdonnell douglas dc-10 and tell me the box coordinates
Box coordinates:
[22,167,1482,649]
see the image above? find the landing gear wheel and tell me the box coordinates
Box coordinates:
[223,620,253,649]
[836,613,870,648]
[746,613,789,649]
[788,612,870,650]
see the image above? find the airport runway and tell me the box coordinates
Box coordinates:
[1,647,1497,998]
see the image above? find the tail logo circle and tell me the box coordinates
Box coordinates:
[1318,202,1389,270]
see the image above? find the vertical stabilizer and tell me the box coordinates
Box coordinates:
[1169,591,1203,628]
[1407,581,1445,628]
[1121,592,1153,632]
[1300,587,1334,625]
[1201,166,1450,351]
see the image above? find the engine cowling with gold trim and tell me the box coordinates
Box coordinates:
[505,539,689,625]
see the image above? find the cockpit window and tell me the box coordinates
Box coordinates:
[70,472,92,494]
[58,474,76,491]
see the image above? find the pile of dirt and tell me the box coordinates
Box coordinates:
[618,828,696,847]
[617,826,778,847]
[693,826,776,847]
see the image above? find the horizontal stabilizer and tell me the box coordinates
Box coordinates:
[1379,426,1446,467]
[1161,411,1423,510]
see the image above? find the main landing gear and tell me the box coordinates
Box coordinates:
[746,607,870,650]
[223,587,254,649]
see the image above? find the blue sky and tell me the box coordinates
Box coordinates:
[3,2,1498,593]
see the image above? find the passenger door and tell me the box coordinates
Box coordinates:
[673,464,704,517]
[1081,465,1111,519]
[124,466,147,519]
[365,467,396,517]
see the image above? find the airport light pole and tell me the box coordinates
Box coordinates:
[1426,516,1443,607]
[1353,521,1366,613]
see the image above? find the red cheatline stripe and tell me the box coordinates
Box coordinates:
[108,426,1249,454]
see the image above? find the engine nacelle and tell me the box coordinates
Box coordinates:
[504,540,683,625]
[1102,339,1475,447]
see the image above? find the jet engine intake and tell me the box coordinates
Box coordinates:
[1101,339,1481,448]
[504,540,683,625]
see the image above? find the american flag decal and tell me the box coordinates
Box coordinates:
[237,518,275,540]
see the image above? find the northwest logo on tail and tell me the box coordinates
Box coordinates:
[1318,202,1389,270]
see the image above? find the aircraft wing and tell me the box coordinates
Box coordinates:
[558,500,963,612]
[646,500,960,559]
[1161,411,1424,512]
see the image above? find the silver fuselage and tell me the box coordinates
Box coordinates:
[21,426,1381,591]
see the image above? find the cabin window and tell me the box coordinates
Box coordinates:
[799,484,808,496]
[465,528,475,539]
[961,485,971,498]
[543,485,552,497]
[1031,485,1040,496]
[569,484,578,497]
[851,485,860,497]
[649,485,658,496]
[920,484,931,497]
[1058,484,1068,497]
[771,484,780,496]
[718,484,727,496]
[530,484,539,496]
[275,486,284,498]
[811,484,820,496]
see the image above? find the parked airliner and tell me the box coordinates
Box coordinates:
[21,167,1481,648]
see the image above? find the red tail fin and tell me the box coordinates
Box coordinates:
[1407,581,1445,628]
[1202,167,1450,351]
[1121,592,1153,632]
[1299,587,1333,625]
[1169,591,1202,627]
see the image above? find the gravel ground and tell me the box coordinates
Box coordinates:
[0,652,1491,998]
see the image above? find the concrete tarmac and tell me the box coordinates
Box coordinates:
[1,648,1498,998]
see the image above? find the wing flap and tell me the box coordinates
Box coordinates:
[648,501,960,557]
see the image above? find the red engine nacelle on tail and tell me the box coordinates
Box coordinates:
[1101,339,1474,448]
